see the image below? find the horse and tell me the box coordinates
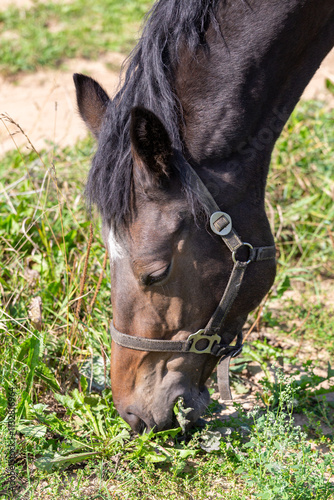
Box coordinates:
[74,0,334,433]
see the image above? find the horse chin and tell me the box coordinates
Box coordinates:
[119,385,211,434]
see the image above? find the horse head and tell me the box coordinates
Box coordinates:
[74,74,276,431]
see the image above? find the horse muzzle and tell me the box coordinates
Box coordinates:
[118,385,211,433]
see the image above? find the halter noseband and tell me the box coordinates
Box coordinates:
[110,166,276,400]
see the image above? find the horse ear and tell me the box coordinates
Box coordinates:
[73,73,110,139]
[130,106,173,185]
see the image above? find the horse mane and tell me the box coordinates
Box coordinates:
[85,0,220,226]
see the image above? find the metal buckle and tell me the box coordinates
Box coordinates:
[232,345,243,357]
[187,329,221,354]
[232,242,253,265]
[210,212,232,236]
[215,344,242,357]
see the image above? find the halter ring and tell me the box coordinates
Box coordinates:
[232,242,254,265]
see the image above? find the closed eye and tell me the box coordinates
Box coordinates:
[141,263,171,287]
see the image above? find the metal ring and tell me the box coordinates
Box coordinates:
[232,242,253,265]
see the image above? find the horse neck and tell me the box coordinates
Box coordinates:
[175,0,334,207]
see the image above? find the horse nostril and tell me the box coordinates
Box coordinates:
[124,411,148,433]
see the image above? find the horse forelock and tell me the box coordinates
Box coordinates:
[85,0,221,227]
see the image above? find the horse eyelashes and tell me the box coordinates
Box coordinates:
[141,264,171,287]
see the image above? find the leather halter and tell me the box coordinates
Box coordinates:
[110,165,276,400]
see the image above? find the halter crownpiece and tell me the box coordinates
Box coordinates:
[109,166,276,401]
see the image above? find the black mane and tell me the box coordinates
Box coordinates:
[85,0,220,226]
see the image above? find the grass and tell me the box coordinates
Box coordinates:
[0,0,153,76]
[267,101,334,276]
[0,100,333,498]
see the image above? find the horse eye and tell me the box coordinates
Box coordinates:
[141,264,171,287]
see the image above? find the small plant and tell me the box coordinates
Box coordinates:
[259,361,334,419]
[174,397,194,433]
[234,370,334,500]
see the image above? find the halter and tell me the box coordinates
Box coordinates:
[110,165,276,400]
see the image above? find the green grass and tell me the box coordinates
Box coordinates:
[0,101,333,499]
[0,0,153,75]
[267,101,334,276]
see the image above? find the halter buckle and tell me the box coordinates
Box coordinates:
[187,329,221,354]
[210,212,232,236]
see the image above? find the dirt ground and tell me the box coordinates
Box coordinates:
[1,0,65,8]
[0,21,334,156]
[0,55,124,156]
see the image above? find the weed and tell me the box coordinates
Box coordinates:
[235,371,334,499]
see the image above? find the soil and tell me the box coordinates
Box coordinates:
[0,55,124,156]
[0,0,64,9]
[208,325,334,439]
